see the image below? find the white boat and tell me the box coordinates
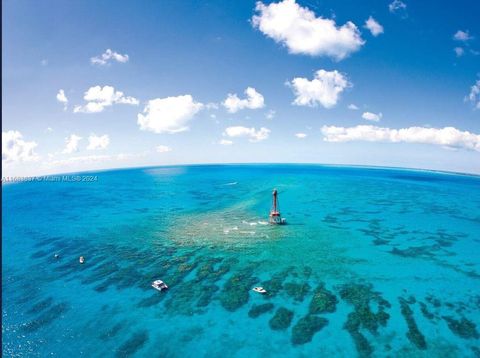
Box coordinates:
[79,256,85,264]
[152,280,168,292]
[252,287,267,294]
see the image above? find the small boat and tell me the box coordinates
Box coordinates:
[54,254,59,259]
[79,256,85,264]
[252,287,267,294]
[152,280,168,292]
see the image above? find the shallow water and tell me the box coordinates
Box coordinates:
[2,164,480,357]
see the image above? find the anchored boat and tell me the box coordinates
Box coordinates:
[152,280,168,292]
[252,287,267,294]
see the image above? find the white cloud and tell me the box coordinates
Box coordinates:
[56,89,68,110]
[46,127,53,133]
[138,95,204,134]
[453,30,473,42]
[266,109,276,120]
[91,49,129,66]
[87,134,110,150]
[388,0,407,13]
[223,87,265,113]
[295,133,307,138]
[219,139,233,145]
[348,104,359,110]
[364,17,384,37]
[205,102,219,110]
[2,131,39,163]
[454,47,465,57]
[42,153,146,172]
[224,126,270,142]
[74,85,139,113]
[156,145,172,153]
[465,79,480,109]
[288,69,351,108]
[321,125,480,151]
[63,134,82,154]
[41,59,48,66]
[362,111,382,122]
[252,0,364,61]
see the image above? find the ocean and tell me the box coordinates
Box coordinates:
[2,164,480,357]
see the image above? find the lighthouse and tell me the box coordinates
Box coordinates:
[269,189,286,225]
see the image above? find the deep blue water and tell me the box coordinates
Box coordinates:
[2,164,480,357]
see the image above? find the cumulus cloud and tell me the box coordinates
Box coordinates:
[74,85,139,113]
[252,0,364,61]
[87,134,110,150]
[364,17,384,37]
[56,89,68,110]
[137,95,203,134]
[465,79,480,109]
[388,0,407,13]
[288,69,351,108]
[91,49,129,65]
[224,126,270,142]
[321,125,480,151]
[348,104,359,110]
[295,133,307,138]
[156,145,172,153]
[2,131,39,163]
[454,47,465,57]
[362,111,382,122]
[63,134,82,154]
[223,87,265,113]
[266,109,276,120]
[42,153,146,172]
[219,139,233,145]
[453,30,473,42]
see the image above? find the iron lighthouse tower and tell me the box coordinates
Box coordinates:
[269,189,286,225]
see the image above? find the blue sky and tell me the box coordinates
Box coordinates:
[2,0,480,176]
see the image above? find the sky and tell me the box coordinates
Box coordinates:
[2,0,480,176]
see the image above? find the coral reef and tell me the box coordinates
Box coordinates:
[399,298,427,350]
[291,315,328,345]
[248,303,274,318]
[309,283,338,314]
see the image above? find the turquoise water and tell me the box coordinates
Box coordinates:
[2,164,480,357]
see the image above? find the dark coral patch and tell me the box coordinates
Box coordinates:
[22,302,69,333]
[115,330,149,357]
[284,282,310,302]
[219,268,257,312]
[164,282,203,315]
[81,261,120,285]
[399,298,427,350]
[419,302,435,320]
[248,303,274,318]
[339,283,391,356]
[99,321,125,341]
[196,285,219,307]
[291,315,328,345]
[137,293,166,308]
[269,307,294,330]
[27,297,54,315]
[195,257,229,284]
[347,330,373,357]
[261,271,289,298]
[309,284,337,314]
[30,250,50,259]
[443,316,479,339]
[426,295,441,308]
